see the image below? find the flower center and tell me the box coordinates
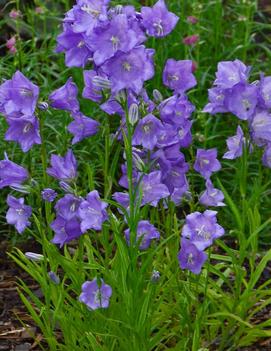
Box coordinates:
[122,62,132,72]
[77,40,85,48]
[187,253,194,264]
[169,74,179,81]
[20,88,33,97]
[153,20,164,36]
[242,99,251,111]
[16,208,25,215]
[94,289,102,305]
[23,122,32,134]
[110,36,120,51]
[196,225,211,240]
[142,122,152,134]
[70,202,77,212]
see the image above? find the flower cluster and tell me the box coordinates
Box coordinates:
[178,210,224,274]
[203,59,271,168]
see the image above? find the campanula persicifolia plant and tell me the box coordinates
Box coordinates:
[1,0,271,350]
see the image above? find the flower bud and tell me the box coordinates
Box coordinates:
[92,76,111,90]
[128,103,139,126]
[151,270,160,283]
[48,271,60,285]
[59,181,75,194]
[153,89,163,103]
[132,151,145,172]
[37,101,49,111]
[25,252,44,261]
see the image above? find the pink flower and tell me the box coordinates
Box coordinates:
[187,16,198,24]
[9,46,17,54]
[6,36,16,49]
[9,9,21,19]
[35,7,44,14]
[183,34,199,46]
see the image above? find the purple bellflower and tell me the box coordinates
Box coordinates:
[250,110,271,146]
[6,195,32,234]
[199,179,225,207]
[0,71,39,116]
[47,149,77,182]
[5,116,41,152]
[194,148,221,179]
[140,0,179,38]
[141,171,170,206]
[0,154,29,189]
[132,114,164,150]
[163,59,197,93]
[78,190,108,232]
[223,125,245,159]
[82,70,103,102]
[68,112,100,144]
[41,188,57,202]
[79,278,112,310]
[102,46,154,94]
[124,220,160,250]
[214,59,250,89]
[178,238,207,275]
[87,14,138,66]
[49,78,80,112]
[182,210,225,251]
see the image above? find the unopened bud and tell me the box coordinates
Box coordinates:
[151,270,160,283]
[153,89,163,103]
[25,252,44,261]
[128,103,139,126]
[92,76,111,90]
[38,101,49,111]
[48,271,60,285]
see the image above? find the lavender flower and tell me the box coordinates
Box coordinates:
[49,78,79,112]
[163,59,197,93]
[203,87,228,115]
[87,14,138,66]
[0,154,29,189]
[6,195,32,234]
[124,220,160,249]
[178,238,207,275]
[56,24,92,67]
[262,144,271,168]
[194,148,221,179]
[41,188,57,202]
[5,116,41,152]
[259,74,271,109]
[182,210,225,251]
[102,46,154,94]
[78,190,108,232]
[132,114,164,150]
[214,59,250,89]
[47,149,77,182]
[223,126,245,159]
[199,179,225,207]
[224,83,258,120]
[250,110,271,145]
[79,278,112,310]
[48,271,60,285]
[140,0,179,37]
[68,112,100,144]
[0,71,39,116]
[141,171,170,206]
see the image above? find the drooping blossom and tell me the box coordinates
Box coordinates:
[78,190,108,232]
[0,154,29,189]
[223,126,245,159]
[87,14,138,65]
[182,34,199,46]
[5,116,41,152]
[68,112,100,144]
[47,149,77,182]
[194,148,221,179]
[41,188,57,202]
[0,71,39,116]
[140,0,179,38]
[124,220,160,249]
[79,278,112,310]
[178,238,207,274]
[163,59,197,93]
[182,210,225,251]
[132,114,164,150]
[214,59,251,89]
[141,171,170,206]
[51,194,83,247]
[6,195,32,234]
[199,179,225,207]
[102,46,154,94]
[49,78,79,112]
[203,87,228,114]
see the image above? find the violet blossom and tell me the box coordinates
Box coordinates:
[124,220,160,249]
[223,125,245,159]
[178,238,208,275]
[6,195,32,234]
[194,148,221,179]
[47,149,77,182]
[49,78,80,112]
[68,112,100,144]
[79,278,112,310]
